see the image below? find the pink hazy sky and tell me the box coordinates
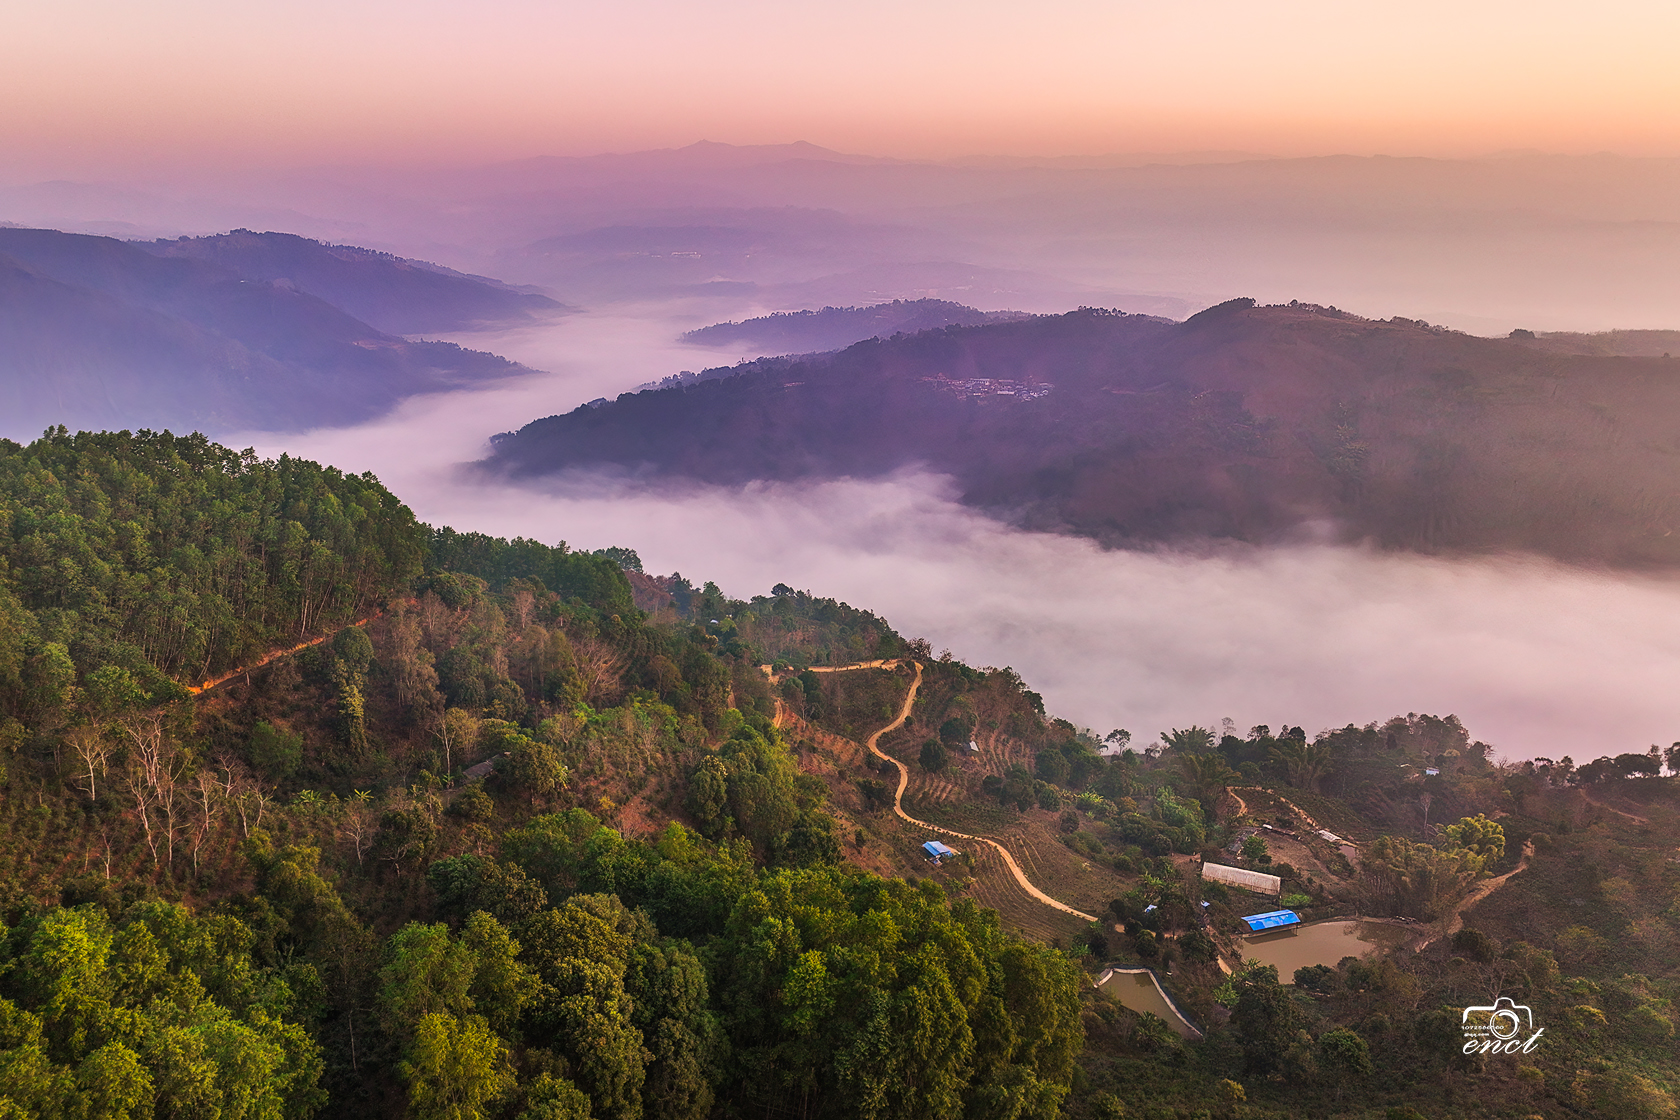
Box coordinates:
[6,0,1680,172]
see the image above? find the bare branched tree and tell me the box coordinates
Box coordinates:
[505,583,535,630]
[117,712,188,869]
[573,635,628,708]
[66,726,111,802]
[435,708,480,774]
[389,605,443,719]
[216,757,277,840]
[188,768,224,875]
[416,591,470,653]
[340,791,376,866]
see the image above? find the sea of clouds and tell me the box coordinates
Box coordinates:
[226,309,1680,762]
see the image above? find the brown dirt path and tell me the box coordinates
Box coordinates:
[1580,789,1649,824]
[1233,785,1329,833]
[862,662,1098,922]
[1410,839,1536,950]
[765,660,1098,923]
[186,611,381,695]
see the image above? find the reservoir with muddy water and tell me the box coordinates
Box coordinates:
[1096,918,1410,1041]
[1239,918,1411,977]
[1096,969,1203,1038]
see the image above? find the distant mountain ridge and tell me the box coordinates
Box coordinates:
[1511,327,1680,358]
[484,301,1680,569]
[141,229,563,334]
[680,298,1033,354]
[0,226,530,437]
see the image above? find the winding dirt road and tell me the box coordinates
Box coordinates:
[765,659,1096,921]
[850,661,1098,923]
[1580,789,1649,825]
[1231,785,1333,835]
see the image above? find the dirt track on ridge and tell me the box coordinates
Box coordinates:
[772,659,1097,923]
[186,612,381,695]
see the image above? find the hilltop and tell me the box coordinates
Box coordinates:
[485,300,1680,569]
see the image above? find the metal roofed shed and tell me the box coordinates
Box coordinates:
[1241,910,1302,932]
[922,840,957,861]
[1201,861,1282,896]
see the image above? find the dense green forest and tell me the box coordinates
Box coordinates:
[0,430,1079,1120]
[0,429,1676,1120]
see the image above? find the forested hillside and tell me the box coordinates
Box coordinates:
[0,430,1082,1120]
[487,301,1680,569]
[141,231,563,336]
[2,429,1678,1120]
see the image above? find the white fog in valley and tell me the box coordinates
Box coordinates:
[234,311,1680,763]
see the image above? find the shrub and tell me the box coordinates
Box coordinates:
[1451,927,1496,963]
[919,739,947,773]
[250,721,303,779]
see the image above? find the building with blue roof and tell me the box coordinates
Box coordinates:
[922,840,957,861]
[1240,910,1302,932]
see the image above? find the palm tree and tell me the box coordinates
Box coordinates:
[1269,739,1334,791]
[1179,752,1237,812]
[1160,726,1215,754]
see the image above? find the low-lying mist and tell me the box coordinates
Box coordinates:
[453,474,1680,761]
[237,310,1680,762]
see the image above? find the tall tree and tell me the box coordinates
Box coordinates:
[400,1014,514,1120]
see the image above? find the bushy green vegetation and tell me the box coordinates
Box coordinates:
[644,578,909,669]
[0,897,325,1118]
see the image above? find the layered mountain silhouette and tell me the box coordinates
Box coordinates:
[485,300,1680,568]
[681,299,1032,355]
[142,229,562,334]
[0,227,542,437]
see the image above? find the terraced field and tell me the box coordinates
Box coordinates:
[995,823,1128,920]
[963,843,1091,945]
[781,660,1146,944]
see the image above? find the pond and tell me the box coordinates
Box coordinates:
[1097,969,1202,1038]
[1239,919,1411,979]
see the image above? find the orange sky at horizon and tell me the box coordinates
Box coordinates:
[6,0,1680,174]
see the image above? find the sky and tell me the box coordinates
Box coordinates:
[7,1,1680,174]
